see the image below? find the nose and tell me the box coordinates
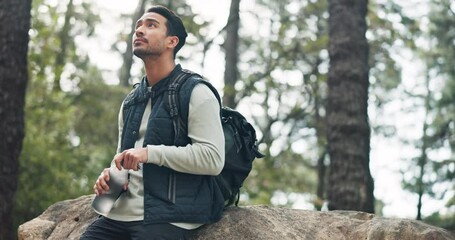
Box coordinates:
[135,26,144,37]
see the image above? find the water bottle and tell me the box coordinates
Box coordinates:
[91,167,128,215]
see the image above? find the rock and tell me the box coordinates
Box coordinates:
[18,195,454,240]
[18,195,97,240]
[190,207,455,240]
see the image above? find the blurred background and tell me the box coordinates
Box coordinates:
[4,0,454,236]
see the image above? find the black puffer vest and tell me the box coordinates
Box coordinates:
[120,65,224,224]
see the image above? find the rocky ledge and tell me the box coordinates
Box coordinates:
[18,195,454,240]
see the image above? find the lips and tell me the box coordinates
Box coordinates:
[133,38,147,44]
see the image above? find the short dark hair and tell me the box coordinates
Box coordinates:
[146,6,187,58]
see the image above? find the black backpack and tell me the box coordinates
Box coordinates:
[164,69,265,208]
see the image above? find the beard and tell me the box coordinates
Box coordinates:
[133,48,156,58]
[133,42,164,59]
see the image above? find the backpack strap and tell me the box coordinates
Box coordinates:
[164,69,221,144]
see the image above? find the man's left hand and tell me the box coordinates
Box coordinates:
[114,148,147,171]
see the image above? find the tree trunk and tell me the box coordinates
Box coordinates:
[223,0,241,108]
[416,71,431,220]
[0,0,32,239]
[119,0,146,87]
[326,0,375,213]
[53,0,74,92]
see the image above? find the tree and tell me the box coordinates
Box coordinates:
[236,0,319,205]
[238,0,404,210]
[53,0,74,91]
[326,0,374,213]
[400,0,454,226]
[0,0,32,239]
[425,2,455,216]
[415,72,432,221]
[118,0,146,87]
[14,0,117,230]
[222,0,241,108]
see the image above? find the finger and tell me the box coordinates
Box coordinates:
[123,152,129,169]
[94,186,102,196]
[93,184,99,196]
[102,168,110,182]
[125,151,134,170]
[125,151,139,171]
[130,154,138,171]
[97,169,110,191]
[123,182,129,191]
[100,177,110,192]
[95,181,104,195]
[114,152,125,170]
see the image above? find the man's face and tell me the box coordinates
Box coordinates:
[132,12,171,58]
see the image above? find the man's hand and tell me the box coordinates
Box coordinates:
[93,167,129,196]
[114,148,148,171]
[94,168,110,196]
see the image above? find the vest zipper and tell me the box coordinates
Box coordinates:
[168,172,176,204]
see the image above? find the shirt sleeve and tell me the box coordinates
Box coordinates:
[146,83,225,175]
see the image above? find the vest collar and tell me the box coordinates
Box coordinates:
[149,64,182,102]
[131,64,183,105]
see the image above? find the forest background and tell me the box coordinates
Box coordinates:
[0,0,453,239]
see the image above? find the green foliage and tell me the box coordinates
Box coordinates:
[238,0,327,207]
[367,0,420,137]
[72,67,129,184]
[238,0,405,210]
[13,0,454,227]
[14,0,128,229]
[15,79,83,223]
[400,0,454,221]
[427,0,455,151]
[425,0,455,219]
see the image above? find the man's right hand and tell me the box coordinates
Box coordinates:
[93,168,110,196]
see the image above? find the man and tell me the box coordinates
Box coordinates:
[81,5,225,240]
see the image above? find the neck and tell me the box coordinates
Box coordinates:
[142,56,176,86]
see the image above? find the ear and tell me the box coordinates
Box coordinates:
[167,36,179,49]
